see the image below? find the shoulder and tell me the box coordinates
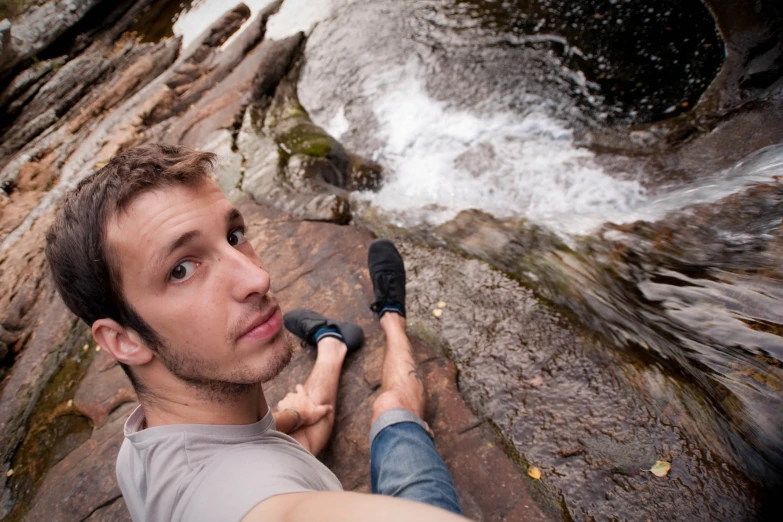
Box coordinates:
[116,430,193,522]
[178,443,341,522]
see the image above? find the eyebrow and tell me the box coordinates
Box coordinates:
[152,207,243,276]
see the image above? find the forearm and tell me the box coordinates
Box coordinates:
[243,491,469,522]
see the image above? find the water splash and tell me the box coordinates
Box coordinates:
[353,64,647,233]
[350,63,783,236]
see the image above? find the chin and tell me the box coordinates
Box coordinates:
[257,331,294,383]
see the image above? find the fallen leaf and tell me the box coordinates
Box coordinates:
[528,375,544,388]
[432,308,443,318]
[527,466,541,480]
[437,301,447,309]
[649,460,671,477]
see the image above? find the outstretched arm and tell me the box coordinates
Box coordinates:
[242,491,470,522]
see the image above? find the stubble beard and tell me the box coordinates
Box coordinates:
[153,326,294,403]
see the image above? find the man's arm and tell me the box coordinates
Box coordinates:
[242,491,469,522]
[272,384,333,453]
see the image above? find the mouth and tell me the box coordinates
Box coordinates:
[237,305,283,342]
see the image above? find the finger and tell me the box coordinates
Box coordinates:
[314,404,333,417]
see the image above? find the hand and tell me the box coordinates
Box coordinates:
[276,384,333,429]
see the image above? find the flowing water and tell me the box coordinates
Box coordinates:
[161,0,783,518]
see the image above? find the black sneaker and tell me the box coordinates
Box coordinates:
[368,239,406,319]
[283,309,364,352]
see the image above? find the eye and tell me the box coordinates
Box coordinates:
[170,261,196,282]
[228,227,246,247]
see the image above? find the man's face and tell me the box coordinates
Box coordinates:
[107,179,290,393]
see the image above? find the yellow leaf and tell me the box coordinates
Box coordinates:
[527,466,541,480]
[649,460,671,477]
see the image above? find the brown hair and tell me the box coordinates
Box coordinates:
[45,143,216,388]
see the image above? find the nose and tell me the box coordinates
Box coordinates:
[221,244,271,303]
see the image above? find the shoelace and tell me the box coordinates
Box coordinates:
[370,272,399,312]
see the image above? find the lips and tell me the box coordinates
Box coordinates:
[237,305,283,341]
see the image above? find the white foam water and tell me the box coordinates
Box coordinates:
[347,64,646,234]
[336,62,783,236]
[264,0,335,40]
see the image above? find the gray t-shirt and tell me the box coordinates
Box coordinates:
[116,406,343,522]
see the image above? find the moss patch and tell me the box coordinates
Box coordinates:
[4,324,96,522]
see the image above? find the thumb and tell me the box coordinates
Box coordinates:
[313,404,333,418]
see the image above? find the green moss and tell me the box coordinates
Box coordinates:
[4,324,96,522]
[277,123,335,158]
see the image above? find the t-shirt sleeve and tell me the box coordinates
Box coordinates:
[176,446,324,522]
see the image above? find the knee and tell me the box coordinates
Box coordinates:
[372,390,407,420]
[372,388,423,423]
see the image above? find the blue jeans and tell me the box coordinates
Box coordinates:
[369,409,463,515]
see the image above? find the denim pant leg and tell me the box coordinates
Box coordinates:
[369,408,463,515]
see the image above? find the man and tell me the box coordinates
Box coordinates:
[45,143,466,521]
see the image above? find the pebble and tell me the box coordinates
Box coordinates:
[437,301,447,308]
[6,469,13,477]
[432,308,443,318]
[95,346,101,352]
[67,399,73,408]
[82,344,89,351]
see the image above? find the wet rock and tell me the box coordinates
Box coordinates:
[0,56,66,115]
[171,0,284,113]
[0,35,180,177]
[397,239,761,521]
[237,105,352,223]
[23,403,133,522]
[162,32,304,148]
[701,0,783,112]
[0,50,111,159]
[73,349,136,428]
[0,0,107,80]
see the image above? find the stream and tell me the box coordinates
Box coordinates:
[154,0,783,519]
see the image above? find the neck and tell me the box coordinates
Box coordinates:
[139,379,268,428]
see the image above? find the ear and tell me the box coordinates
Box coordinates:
[92,318,154,367]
